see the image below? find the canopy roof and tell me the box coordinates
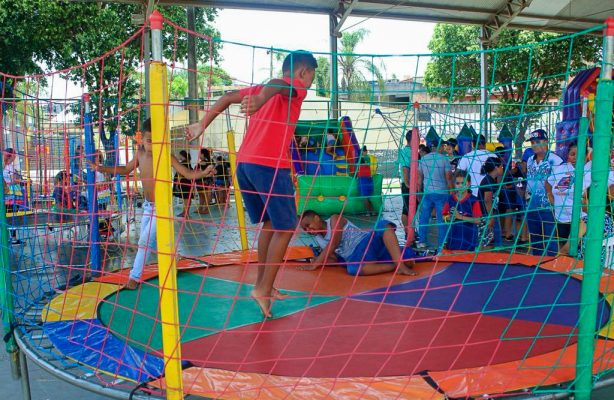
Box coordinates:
[148,0,612,38]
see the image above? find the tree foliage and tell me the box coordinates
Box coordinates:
[314,56,330,97]
[0,1,222,133]
[338,29,384,101]
[424,24,601,146]
[169,65,232,99]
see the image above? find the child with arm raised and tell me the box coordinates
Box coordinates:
[185,50,318,318]
[89,118,215,289]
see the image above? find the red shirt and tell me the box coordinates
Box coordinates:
[238,77,307,169]
[357,163,371,178]
[442,192,483,218]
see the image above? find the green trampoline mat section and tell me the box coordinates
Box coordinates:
[98,272,339,352]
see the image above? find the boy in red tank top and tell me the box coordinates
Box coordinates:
[186,51,317,317]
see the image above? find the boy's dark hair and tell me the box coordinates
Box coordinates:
[179,150,191,162]
[568,141,578,150]
[419,144,431,154]
[405,130,412,143]
[142,118,151,134]
[54,170,69,183]
[300,209,320,220]
[480,156,502,175]
[216,155,223,162]
[200,148,211,161]
[282,50,317,74]
[454,169,470,183]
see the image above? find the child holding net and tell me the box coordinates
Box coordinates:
[89,118,215,289]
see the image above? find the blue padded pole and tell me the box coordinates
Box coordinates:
[83,94,100,272]
[113,131,122,210]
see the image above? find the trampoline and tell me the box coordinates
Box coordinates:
[40,249,614,399]
[6,210,121,240]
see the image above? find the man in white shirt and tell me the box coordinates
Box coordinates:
[457,135,495,196]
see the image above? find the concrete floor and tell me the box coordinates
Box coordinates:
[3,193,614,399]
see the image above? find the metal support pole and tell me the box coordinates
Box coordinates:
[149,10,184,400]
[19,349,31,400]
[83,94,101,273]
[480,27,489,140]
[143,3,153,119]
[329,14,339,120]
[575,18,614,400]
[569,99,589,257]
[186,7,199,125]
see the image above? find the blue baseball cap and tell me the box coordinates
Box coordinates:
[526,129,548,142]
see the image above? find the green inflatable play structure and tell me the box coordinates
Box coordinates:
[291,117,383,215]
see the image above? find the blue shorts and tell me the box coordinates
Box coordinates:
[215,178,229,187]
[358,177,374,197]
[236,163,297,231]
[344,220,416,275]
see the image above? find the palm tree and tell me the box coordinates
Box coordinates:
[337,29,384,102]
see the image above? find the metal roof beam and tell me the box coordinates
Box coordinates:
[359,0,498,15]
[481,0,533,44]
[334,0,359,35]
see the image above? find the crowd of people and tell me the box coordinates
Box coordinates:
[397,127,614,258]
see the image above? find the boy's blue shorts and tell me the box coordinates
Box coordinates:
[236,163,297,231]
[358,177,374,197]
[215,178,229,187]
[343,220,416,275]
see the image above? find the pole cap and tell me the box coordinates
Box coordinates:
[605,17,614,37]
[149,10,163,30]
[412,101,420,109]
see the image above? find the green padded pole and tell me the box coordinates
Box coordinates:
[0,135,18,357]
[569,101,589,257]
[574,79,614,400]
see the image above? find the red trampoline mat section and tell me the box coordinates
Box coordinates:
[177,299,575,378]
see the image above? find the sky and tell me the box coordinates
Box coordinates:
[52,8,436,99]
[213,9,435,84]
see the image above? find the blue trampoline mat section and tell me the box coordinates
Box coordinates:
[44,319,165,382]
[352,262,611,329]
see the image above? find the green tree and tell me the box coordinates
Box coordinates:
[0,1,222,133]
[338,29,384,101]
[315,56,330,97]
[170,73,189,99]
[169,65,233,99]
[424,24,601,151]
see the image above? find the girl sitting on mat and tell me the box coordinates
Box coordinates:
[299,210,418,276]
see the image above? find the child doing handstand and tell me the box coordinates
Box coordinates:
[299,210,418,276]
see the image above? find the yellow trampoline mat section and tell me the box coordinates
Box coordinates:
[43,282,119,322]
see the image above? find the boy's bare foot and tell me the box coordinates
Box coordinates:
[398,263,418,276]
[297,263,320,271]
[272,287,288,300]
[125,279,140,290]
[250,289,272,318]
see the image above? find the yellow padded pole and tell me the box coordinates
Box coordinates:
[227,130,249,251]
[149,10,183,399]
